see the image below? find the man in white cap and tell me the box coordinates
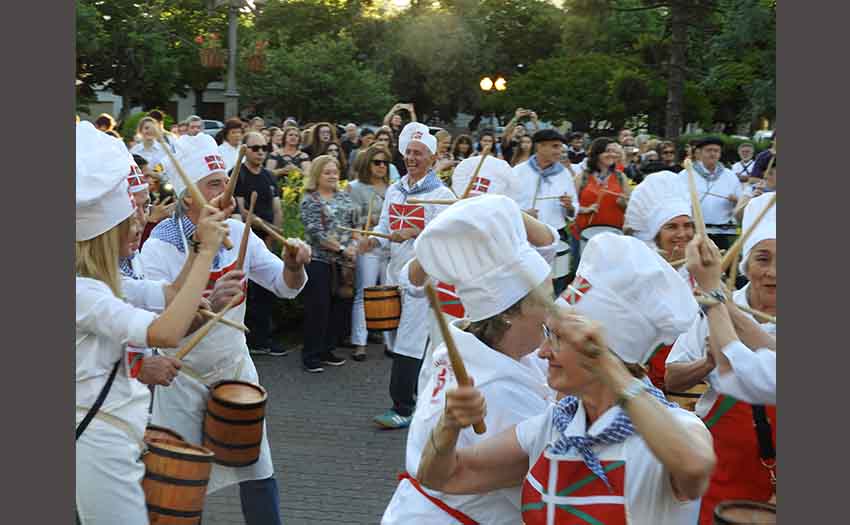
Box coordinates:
[415,234,715,525]
[665,193,776,523]
[139,132,311,525]
[510,129,578,295]
[382,194,557,524]
[359,121,456,429]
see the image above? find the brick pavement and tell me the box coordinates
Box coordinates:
[202,342,409,524]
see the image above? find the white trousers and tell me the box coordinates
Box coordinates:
[351,250,390,346]
[76,418,149,525]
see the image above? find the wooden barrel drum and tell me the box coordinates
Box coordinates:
[364,286,401,331]
[714,500,776,524]
[203,380,267,467]
[142,438,214,525]
[666,381,709,412]
[145,425,186,443]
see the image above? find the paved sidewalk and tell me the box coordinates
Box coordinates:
[201,343,409,524]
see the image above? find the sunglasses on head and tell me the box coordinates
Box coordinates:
[247,145,266,153]
[371,159,390,166]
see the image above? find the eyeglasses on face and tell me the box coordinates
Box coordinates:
[247,144,266,152]
[371,159,390,166]
[542,324,561,353]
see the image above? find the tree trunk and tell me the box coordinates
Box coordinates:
[194,88,205,116]
[664,2,687,139]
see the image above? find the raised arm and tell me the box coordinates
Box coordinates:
[417,384,530,494]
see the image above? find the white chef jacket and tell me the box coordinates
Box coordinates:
[372,174,455,359]
[510,159,578,231]
[139,216,306,492]
[714,341,776,405]
[731,160,756,181]
[76,276,163,525]
[382,321,556,524]
[130,141,170,180]
[676,166,743,235]
[666,284,775,417]
[515,402,704,525]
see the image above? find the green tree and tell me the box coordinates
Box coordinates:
[238,35,393,123]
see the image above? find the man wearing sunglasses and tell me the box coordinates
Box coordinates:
[234,131,287,356]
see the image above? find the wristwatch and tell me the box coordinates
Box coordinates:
[700,287,728,314]
[617,378,647,407]
[188,235,202,254]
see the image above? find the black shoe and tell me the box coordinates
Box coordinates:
[303,363,324,373]
[320,351,346,367]
[268,342,290,357]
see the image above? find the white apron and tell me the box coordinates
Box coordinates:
[149,219,273,493]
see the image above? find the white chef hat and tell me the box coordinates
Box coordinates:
[165,133,227,197]
[562,234,698,363]
[623,171,691,245]
[451,155,513,197]
[739,193,777,277]
[76,122,136,241]
[415,194,552,322]
[398,122,437,155]
[126,154,149,194]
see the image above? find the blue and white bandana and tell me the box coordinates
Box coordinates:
[550,382,675,489]
[693,161,726,183]
[397,170,444,197]
[119,253,141,280]
[149,214,223,267]
[528,154,566,180]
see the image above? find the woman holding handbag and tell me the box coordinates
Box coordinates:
[300,155,359,373]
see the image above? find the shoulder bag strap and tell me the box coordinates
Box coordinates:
[75,360,121,441]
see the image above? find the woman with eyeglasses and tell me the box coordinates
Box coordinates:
[347,144,393,361]
[382,195,558,525]
[656,141,683,172]
[414,234,714,525]
[374,127,402,182]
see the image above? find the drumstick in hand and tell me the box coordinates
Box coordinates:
[221,145,246,207]
[406,198,457,205]
[683,159,706,236]
[199,309,250,333]
[365,194,375,232]
[460,145,491,199]
[175,292,244,361]
[155,132,234,249]
[338,226,393,240]
[250,216,302,256]
[236,191,257,270]
[424,283,486,435]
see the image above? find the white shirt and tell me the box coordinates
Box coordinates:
[382,321,555,524]
[676,165,743,234]
[714,341,776,405]
[515,402,703,525]
[219,141,241,173]
[510,160,578,231]
[731,159,755,180]
[130,141,170,178]
[666,284,775,417]
[76,277,160,437]
[372,174,456,285]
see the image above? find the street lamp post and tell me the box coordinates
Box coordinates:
[224,0,241,119]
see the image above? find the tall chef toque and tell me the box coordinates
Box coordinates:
[76,121,136,241]
[126,154,149,194]
[451,155,514,197]
[398,122,437,155]
[740,192,777,277]
[165,133,228,197]
[623,171,691,246]
[414,194,552,322]
[561,234,698,364]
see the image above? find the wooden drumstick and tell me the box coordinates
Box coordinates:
[460,145,491,199]
[424,283,486,435]
[236,191,257,270]
[719,193,776,273]
[365,194,375,232]
[406,198,458,205]
[669,249,726,269]
[155,132,234,250]
[338,226,393,240]
[683,159,706,236]
[175,292,244,361]
[250,216,301,256]
[199,309,250,333]
[221,145,246,207]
